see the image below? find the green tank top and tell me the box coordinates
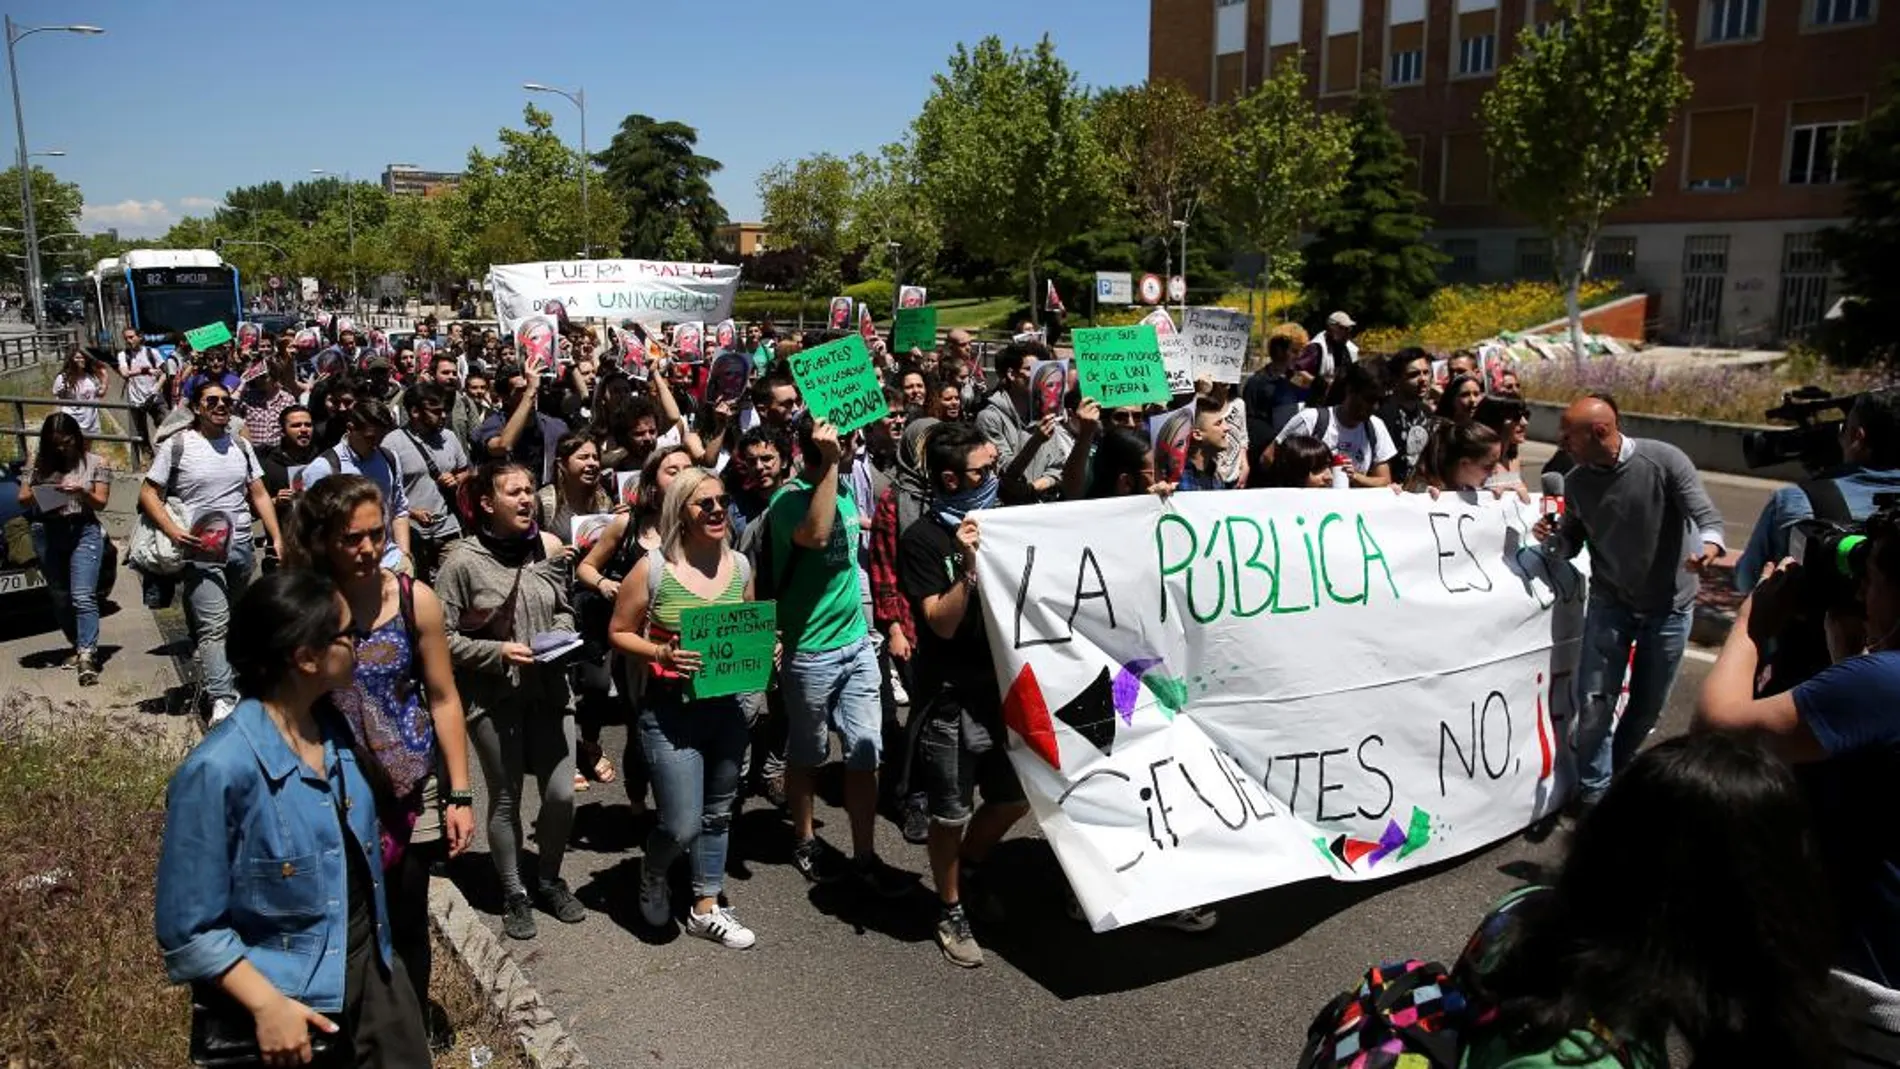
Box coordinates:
[649,555,747,632]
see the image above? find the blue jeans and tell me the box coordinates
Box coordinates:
[182,541,255,704]
[637,690,747,899]
[781,635,883,771]
[31,517,103,652]
[1573,597,1693,802]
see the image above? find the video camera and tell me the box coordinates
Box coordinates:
[1788,518,1873,613]
[1743,387,1866,472]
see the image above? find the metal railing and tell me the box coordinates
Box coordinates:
[0,393,151,468]
[0,327,82,370]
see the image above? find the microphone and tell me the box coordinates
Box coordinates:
[1540,471,1565,519]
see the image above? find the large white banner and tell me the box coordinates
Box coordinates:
[488,259,742,332]
[971,488,1589,931]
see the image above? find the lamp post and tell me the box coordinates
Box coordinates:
[1172,219,1189,320]
[887,240,902,318]
[6,17,101,327]
[523,82,589,258]
[308,169,357,318]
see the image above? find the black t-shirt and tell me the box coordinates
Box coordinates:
[899,517,997,708]
[1377,398,1433,484]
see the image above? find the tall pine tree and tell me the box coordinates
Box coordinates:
[1819,66,1900,368]
[1300,73,1443,331]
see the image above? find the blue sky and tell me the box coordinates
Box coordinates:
[10,0,1148,239]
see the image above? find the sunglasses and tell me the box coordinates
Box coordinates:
[199,396,231,410]
[690,494,732,513]
[963,461,998,478]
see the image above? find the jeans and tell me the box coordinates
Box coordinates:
[1573,597,1693,802]
[468,700,576,897]
[638,690,747,899]
[31,517,103,651]
[181,541,255,704]
[782,635,883,771]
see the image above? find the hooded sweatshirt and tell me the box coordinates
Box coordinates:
[432,533,576,720]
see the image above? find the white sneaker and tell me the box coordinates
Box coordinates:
[685,904,756,949]
[638,862,671,928]
[209,698,237,724]
[890,669,909,706]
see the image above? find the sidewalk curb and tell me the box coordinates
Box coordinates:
[1693,606,1736,647]
[428,876,591,1069]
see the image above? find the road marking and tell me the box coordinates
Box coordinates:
[1683,647,1718,664]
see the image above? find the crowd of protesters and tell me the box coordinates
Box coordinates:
[93,301,1900,1066]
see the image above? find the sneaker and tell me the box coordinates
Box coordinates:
[537,877,586,924]
[901,796,930,846]
[790,836,847,885]
[209,698,237,725]
[852,853,916,900]
[935,904,983,968]
[58,650,77,671]
[762,774,788,809]
[502,892,537,940]
[685,904,757,949]
[638,862,671,928]
[890,669,909,707]
[1145,906,1219,934]
[76,650,98,687]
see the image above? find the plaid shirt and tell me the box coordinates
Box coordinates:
[237,385,297,450]
[868,484,916,646]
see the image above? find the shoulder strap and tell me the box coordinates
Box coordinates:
[396,571,418,650]
[163,432,188,499]
[402,429,442,481]
[1312,406,1332,441]
[322,446,342,478]
[645,545,666,604]
[236,437,259,484]
[1798,477,1853,524]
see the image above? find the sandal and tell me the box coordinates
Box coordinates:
[576,739,616,785]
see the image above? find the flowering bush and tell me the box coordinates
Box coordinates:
[1358,281,1623,353]
[1517,354,1888,424]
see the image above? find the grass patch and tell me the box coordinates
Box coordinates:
[931,296,1021,333]
[0,701,536,1069]
[1517,351,1890,424]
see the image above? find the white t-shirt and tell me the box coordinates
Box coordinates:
[1276,406,1397,476]
[146,430,261,550]
[53,372,104,436]
[119,346,164,406]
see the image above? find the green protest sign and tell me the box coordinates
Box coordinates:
[1073,324,1171,406]
[787,334,885,435]
[892,306,938,354]
[680,600,777,700]
[184,320,234,351]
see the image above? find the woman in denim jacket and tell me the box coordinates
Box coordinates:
[156,570,429,1066]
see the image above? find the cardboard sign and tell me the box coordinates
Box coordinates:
[680,600,777,700]
[1029,359,1071,422]
[1142,309,1193,393]
[1183,306,1253,385]
[674,321,705,359]
[616,471,642,508]
[828,297,854,331]
[892,306,938,354]
[898,285,927,309]
[185,320,234,351]
[787,334,885,435]
[1073,325,1171,407]
[571,514,614,552]
[516,315,558,375]
[714,318,737,351]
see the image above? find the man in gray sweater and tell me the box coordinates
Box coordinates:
[1536,395,1725,805]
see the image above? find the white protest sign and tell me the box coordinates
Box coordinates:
[1141,308,1192,394]
[488,259,741,333]
[1183,306,1252,385]
[970,489,1588,931]
[1095,271,1133,305]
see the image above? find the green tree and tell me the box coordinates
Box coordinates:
[911,35,1109,323]
[595,114,728,260]
[1484,0,1689,358]
[843,141,941,298]
[449,104,625,275]
[1094,80,1226,291]
[0,165,83,288]
[1819,66,1900,367]
[1300,74,1443,330]
[1216,56,1351,318]
[757,152,853,300]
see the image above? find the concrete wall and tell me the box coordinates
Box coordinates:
[1525,293,1650,342]
[1527,399,1807,481]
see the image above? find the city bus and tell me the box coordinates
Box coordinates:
[85,249,241,353]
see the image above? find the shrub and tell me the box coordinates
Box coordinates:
[1357,280,1623,353]
[842,279,894,311]
[731,291,821,324]
[1516,355,1887,424]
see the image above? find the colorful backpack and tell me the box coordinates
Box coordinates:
[1296,958,1472,1069]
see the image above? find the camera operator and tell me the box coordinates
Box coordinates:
[1696,507,1900,1065]
[1737,389,1900,591]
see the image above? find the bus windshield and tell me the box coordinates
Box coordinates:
[135,287,242,337]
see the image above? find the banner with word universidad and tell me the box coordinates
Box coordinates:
[971,488,1589,932]
[488,259,742,332]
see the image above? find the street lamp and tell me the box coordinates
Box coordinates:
[6,17,102,327]
[1171,219,1189,319]
[523,82,589,258]
[887,241,902,318]
[309,169,357,318]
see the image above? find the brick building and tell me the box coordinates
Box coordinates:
[1151,0,1897,344]
[381,164,465,198]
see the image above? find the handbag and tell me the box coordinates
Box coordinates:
[189,983,338,1067]
[130,435,191,576]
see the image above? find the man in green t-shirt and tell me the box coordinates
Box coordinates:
[767,414,913,897]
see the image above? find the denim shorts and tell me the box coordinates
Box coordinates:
[917,695,1024,826]
[781,635,882,771]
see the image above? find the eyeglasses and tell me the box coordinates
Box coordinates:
[962,461,997,478]
[199,396,231,410]
[690,494,732,513]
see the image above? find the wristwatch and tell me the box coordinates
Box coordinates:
[446,788,474,807]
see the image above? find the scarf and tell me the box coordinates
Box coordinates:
[475,522,543,568]
[894,417,939,535]
[934,474,999,528]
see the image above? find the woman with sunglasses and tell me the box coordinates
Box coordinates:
[141,378,283,723]
[155,570,430,1068]
[610,465,762,949]
[1474,393,1531,489]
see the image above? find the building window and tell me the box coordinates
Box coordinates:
[1458,32,1496,73]
[1516,237,1553,280]
[1442,239,1480,280]
[1389,49,1423,83]
[1684,107,1754,191]
[1705,0,1762,41]
[1787,122,1851,184]
[1591,237,1638,279]
[1811,0,1872,23]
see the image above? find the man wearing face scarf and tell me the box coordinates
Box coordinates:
[897,420,1024,968]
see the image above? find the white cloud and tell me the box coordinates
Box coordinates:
[80,198,178,238]
[178,196,220,211]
